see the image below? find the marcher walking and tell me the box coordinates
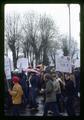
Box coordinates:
[19,70,29,107]
[64,73,75,116]
[28,72,38,110]
[43,73,59,116]
[52,73,63,114]
[8,76,23,116]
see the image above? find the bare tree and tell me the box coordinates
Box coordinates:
[48,40,61,67]
[70,38,78,59]
[61,35,78,58]
[5,13,22,68]
[61,36,69,56]
[22,12,61,66]
[22,12,43,65]
[39,14,57,65]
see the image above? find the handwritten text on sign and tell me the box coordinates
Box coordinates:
[56,56,72,73]
[17,58,28,72]
[4,56,11,80]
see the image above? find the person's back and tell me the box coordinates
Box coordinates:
[45,79,56,103]
[65,79,75,97]
[8,76,23,116]
[74,70,80,95]
[30,74,38,88]
[19,78,28,92]
[64,74,75,115]
[43,73,59,116]
[12,83,23,104]
[28,73,38,109]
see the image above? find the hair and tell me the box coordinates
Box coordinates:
[45,73,52,80]
[51,73,56,78]
[12,76,20,83]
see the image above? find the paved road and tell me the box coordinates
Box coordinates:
[4,95,80,116]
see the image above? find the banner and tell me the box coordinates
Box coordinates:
[17,58,28,72]
[56,56,72,73]
[4,56,11,80]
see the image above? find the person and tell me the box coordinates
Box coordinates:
[19,70,29,107]
[70,73,76,88]
[64,73,75,116]
[74,69,80,97]
[59,72,66,113]
[8,76,23,116]
[40,71,46,103]
[4,73,12,110]
[52,73,65,114]
[28,72,38,110]
[43,73,59,116]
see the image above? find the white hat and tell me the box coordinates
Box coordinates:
[14,69,19,73]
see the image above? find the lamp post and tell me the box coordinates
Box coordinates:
[67,4,71,56]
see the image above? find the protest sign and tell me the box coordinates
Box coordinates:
[4,56,11,80]
[17,58,28,72]
[56,56,72,73]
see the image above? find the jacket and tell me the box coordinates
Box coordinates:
[65,79,75,97]
[10,83,23,104]
[45,79,56,103]
[53,78,61,94]
[30,75,38,88]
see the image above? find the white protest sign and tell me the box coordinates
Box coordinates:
[74,59,80,68]
[10,60,14,71]
[17,58,28,72]
[56,56,72,73]
[4,56,11,80]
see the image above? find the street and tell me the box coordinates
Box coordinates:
[4,95,80,116]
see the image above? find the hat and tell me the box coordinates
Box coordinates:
[12,76,20,83]
[13,69,19,73]
[50,69,56,74]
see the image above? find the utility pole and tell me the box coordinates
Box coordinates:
[67,4,71,57]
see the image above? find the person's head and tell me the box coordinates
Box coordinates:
[44,73,51,81]
[40,71,44,78]
[70,73,75,81]
[22,70,25,74]
[41,70,44,75]
[51,73,56,80]
[65,73,70,80]
[30,72,35,76]
[28,65,32,69]
[12,76,20,84]
[56,73,59,79]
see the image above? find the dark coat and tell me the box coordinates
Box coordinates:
[30,74,38,89]
[65,79,75,97]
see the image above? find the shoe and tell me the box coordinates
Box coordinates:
[48,110,53,114]
[31,107,38,111]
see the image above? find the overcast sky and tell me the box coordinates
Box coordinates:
[5,4,80,49]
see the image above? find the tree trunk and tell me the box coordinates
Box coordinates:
[24,53,26,58]
[43,48,49,66]
[26,50,29,65]
[16,48,19,60]
[30,50,32,64]
[12,50,17,69]
[54,53,56,67]
[24,50,26,58]
[35,53,40,65]
[40,50,43,62]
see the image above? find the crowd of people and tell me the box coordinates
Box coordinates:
[4,65,80,116]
